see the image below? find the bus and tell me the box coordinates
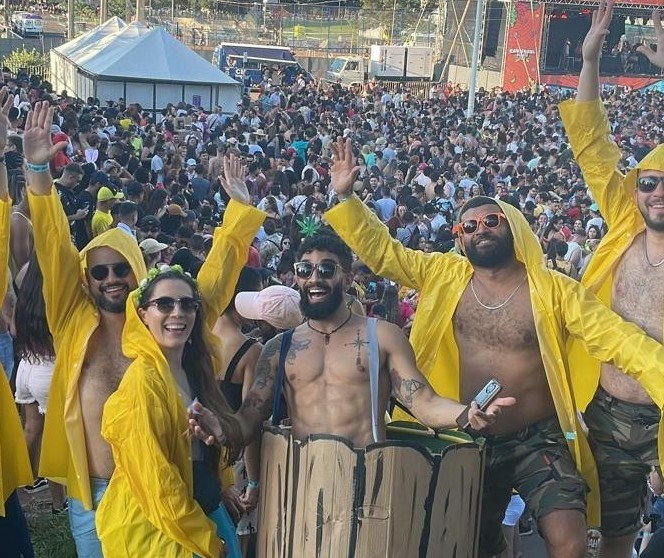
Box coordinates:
[212,43,309,88]
[11,12,44,37]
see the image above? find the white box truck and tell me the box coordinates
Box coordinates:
[327,45,435,87]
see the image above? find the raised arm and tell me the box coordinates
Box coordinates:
[380,321,515,432]
[558,0,634,230]
[576,0,613,102]
[24,101,88,338]
[325,138,431,291]
[636,10,664,70]
[198,154,265,330]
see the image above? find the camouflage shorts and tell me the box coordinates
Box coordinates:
[480,415,588,556]
[584,386,660,537]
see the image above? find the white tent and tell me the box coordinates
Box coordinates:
[50,20,241,112]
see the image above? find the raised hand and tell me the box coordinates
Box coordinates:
[0,88,14,153]
[329,137,360,197]
[467,396,517,432]
[24,100,68,165]
[582,0,613,64]
[637,11,664,69]
[220,153,251,205]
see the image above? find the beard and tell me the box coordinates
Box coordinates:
[464,231,515,268]
[90,285,129,313]
[300,282,344,320]
[640,207,664,232]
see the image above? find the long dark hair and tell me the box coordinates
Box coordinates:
[14,253,55,362]
[379,284,401,326]
[139,271,242,465]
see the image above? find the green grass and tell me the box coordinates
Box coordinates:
[26,509,76,558]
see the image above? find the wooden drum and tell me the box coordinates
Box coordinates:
[256,423,485,558]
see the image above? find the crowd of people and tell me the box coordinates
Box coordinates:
[2,2,664,558]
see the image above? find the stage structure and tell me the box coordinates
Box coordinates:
[503,0,664,91]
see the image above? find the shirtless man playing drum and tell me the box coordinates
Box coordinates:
[192,231,515,448]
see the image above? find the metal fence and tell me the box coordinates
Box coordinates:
[150,4,442,56]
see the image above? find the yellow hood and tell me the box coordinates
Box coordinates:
[79,227,148,287]
[624,143,664,194]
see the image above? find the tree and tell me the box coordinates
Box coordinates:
[2,47,48,77]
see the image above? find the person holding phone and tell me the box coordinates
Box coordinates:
[322,137,664,558]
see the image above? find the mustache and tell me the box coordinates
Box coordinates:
[100,283,128,292]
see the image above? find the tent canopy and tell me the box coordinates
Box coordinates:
[55,17,127,61]
[57,21,238,86]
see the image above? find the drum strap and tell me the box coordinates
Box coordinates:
[271,328,294,426]
[367,317,380,443]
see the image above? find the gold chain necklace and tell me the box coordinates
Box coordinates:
[470,275,527,311]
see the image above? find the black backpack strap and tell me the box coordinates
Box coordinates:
[271,329,294,426]
[223,338,258,384]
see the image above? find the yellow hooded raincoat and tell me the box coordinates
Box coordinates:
[560,98,664,468]
[326,195,664,527]
[0,197,33,515]
[96,203,264,558]
[28,186,263,512]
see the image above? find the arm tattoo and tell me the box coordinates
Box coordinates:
[389,367,425,408]
[286,338,311,365]
[241,342,277,419]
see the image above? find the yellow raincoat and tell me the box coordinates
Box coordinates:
[0,198,33,515]
[560,98,664,470]
[326,195,664,527]
[28,186,263,510]
[96,204,264,557]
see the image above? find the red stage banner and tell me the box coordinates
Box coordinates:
[502,2,545,92]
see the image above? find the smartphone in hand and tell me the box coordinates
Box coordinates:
[456,379,503,430]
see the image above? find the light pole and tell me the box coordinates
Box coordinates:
[466,0,484,117]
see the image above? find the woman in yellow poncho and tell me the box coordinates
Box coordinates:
[96,265,244,558]
[0,87,34,556]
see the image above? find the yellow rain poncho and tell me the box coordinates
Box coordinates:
[28,186,263,511]
[29,188,147,508]
[560,98,664,473]
[326,195,664,527]
[96,206,264,557]
[0,197,33,515]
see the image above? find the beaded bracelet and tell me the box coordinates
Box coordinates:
[26,161,50,173]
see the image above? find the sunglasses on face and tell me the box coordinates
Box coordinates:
[142,296,200,314]
[457,212,507,235]
[637,176,664,193]
[293,261,341,280]
[89,262,132,281]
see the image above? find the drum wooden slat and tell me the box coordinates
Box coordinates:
[356,445,435,557]
[290,437,357,557]
[257,426,484,558]
[426,445,485,557]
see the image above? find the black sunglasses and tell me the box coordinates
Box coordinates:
[637,176,664,193]
[457,213,506,235]
[293,261,341,280]
[89,262,132,281]
[142,296,200,314]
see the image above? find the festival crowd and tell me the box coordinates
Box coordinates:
[3,3,664,558]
